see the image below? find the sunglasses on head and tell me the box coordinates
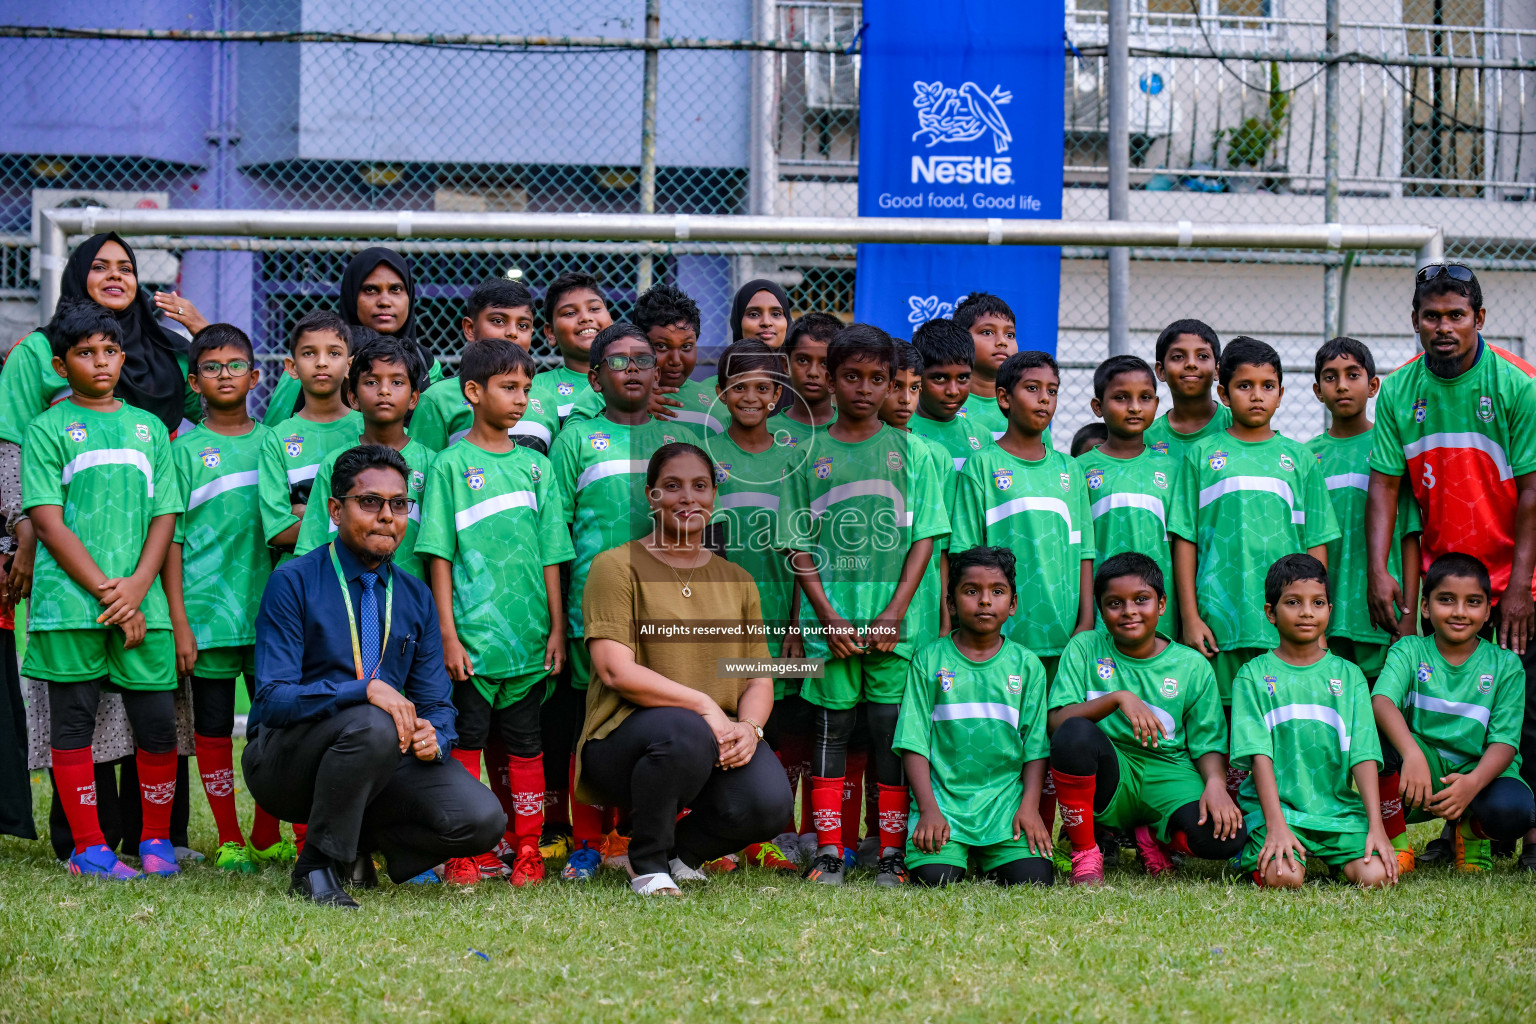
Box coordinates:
[1416,263,1475,284]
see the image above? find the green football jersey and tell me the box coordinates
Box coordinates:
[1374,635,1525,774]
[960,391,1009,441]
[550,415,702,640]
[910,410,988,471]
[951,444,1092,657]
[21,401,183,631]
[295,437,433,580]
[408,377,556,455]
[1231,651,1380,833]
[893,636,1049,847]
[261,411,365,507]
[171,423,297,649]
[904,431,952,643]
[913,431,959,522]
[263,358,445,427]
[1145,405,1234,464]
[711,433,797,656]
[770,406,836,452]
[415,440,575,678]
[1076,444,1182,636]
[1306,429,1423,643]
[1051,630,1227,766]
[529,365,590,434]
[0,332,72,444]
[567,376,726,435]
[774,424,949,660]
[1167,432,1341,659]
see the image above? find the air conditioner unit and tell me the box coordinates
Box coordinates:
[1065,59,1177,137]
[30,190,179,284]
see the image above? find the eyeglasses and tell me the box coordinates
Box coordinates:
[1416,263,1475,284]
[196,359,252,378]
[337,493,415,515]
[602,353,658,371]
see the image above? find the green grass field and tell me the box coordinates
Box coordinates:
[1,768,1533,1024]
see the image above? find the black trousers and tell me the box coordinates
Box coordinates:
[0,628,35,840]
[242,704,506,882]
[582,706,793,876]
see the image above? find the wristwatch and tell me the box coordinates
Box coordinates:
[740,716,764,741]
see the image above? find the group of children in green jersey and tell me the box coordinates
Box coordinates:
[27,252,1532,891]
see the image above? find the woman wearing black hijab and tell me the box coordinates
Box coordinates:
[730,278,791,349]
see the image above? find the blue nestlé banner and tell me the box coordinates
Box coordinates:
[854,0,1065,349]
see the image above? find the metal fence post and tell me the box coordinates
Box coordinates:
[1322,0,1340,341]
[636,0,661,294]
[38,211,66,324]
[1107,0,1130,357]
[750,0,778,219]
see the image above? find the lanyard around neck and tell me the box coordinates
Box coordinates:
[328,543,393,681]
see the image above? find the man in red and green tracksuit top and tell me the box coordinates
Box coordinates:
[1366,264,1536,868]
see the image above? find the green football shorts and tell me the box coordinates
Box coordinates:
[906,834,1047,873]
[22,628,176,691]
[470,669,554,710]
[1240,823,1374,871]
[192,644,256,681]
[1397,733,1530,824]
[1098,749,1209,843]
[799,649,909,710]
[1328,637,1388,682]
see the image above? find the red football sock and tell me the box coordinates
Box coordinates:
[569,755,604,849]
[1039,771,1058,834]
[1051,769,1097,852]
[52,746,104,853]
[451,746,482,782]
[877,783,909,852]
[841,750,866,849]
[1378,772,1406,839]
[193,733,243,847]
[509,754,544,844]
[1225,766,1249,802]
[136,747,177,842]
[1169,831,1194,857]
[249,804,282,851]
[811,776,843,849]
[292,822,307,856]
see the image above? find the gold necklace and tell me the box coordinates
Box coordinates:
[651,540,703,597]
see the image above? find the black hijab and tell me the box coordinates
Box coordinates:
[45,233,189,431]
[338,247,433,362]
[730,279,792,342]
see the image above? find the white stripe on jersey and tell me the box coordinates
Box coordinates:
[187,470,258,511]
[667,409,725,433]
[1089,491,1166,527]
[716,491,780,511]
[983,495,1081,545]
[1197,475,1304,525]
[931,701,1019,728]
[1262,703,1352,751]
[809,479,906,521]
[1406,690,1491,728]
[286,464,319,485]
[1324,472,1370,492]
[1402,431,1513,481]
[62,448,155,496]
[455,489,537,532]
[577,459,647,492]
[557,402,575,419]
[992,430,1006,440]
[1087,689,1177,739]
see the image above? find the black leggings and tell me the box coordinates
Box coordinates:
[811,702,905,787]
[540,676,583,790]
[452,681,541,758]
[189,675,257,737]
[1049,716,1246,860]
[49,678,175,753]
[1381,739,1536,841]
[911,859,1055,887]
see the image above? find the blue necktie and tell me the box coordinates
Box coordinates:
[359,571,381,679]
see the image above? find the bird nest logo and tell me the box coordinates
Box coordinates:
[912,80,1013,153]
[906,293,970,325]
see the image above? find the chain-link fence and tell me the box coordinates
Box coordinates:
[4,0,1536,447]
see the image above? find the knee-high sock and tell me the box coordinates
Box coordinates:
[193,733,243,847]
[485,743,517,845]
[569,755,604,849]
[811,776,843,849]
[776,731,810,834]
[52,747,104,853]
[248,804,282,851]
[136,748,177,842]
[1378,772,1407,839]
[292,821,307,856]
[840,750,866,849]
[450,746,482,782]
[509,754,544,845]
[1226,765,1249,802]
[1051,769,1097,852]
[877,783,909,852]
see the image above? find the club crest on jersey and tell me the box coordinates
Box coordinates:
[937,668,954,692]
[1479,673,1494,694]
[1278,454,1294,471]
[1209,450,1228,471]
[1329,677,1343,696]
[410,470,426,492]
[135,424,150,442]
[1161,677,1178,698]
[814,456,833,480]
[1412,398,1427,423]
[530,397,544,413]
[1059,472,1071,492]
[1153,471,1168,489]
[715,462,730,484]
[887,450,903,471]
[993,468,1012,491]
[1086,468,1105,490]
[529,462,541,482]
[968,436,981,450]
[1007,674,1022,694]
[1478,395,1494,422]
[697,391,711,406]
[1096,657,1115,681]
[589,432,610,452]
[65,421,87,443]
[1263,674,1277,695]
[663,435,676,445]
[199,447,220,469]
[284,434,303,458]
[557,382,574,396]
[463,467,486,490]
[1416,661,1433,684]
[784,435,800,448]
[1150,441,1169,454]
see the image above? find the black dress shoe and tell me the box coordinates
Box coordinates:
[348,853,379,889]
[290,866,359,909]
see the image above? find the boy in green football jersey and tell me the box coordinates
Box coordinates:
[1048,554,1244,886]
[530,272,613,430]
[1145,319,1230,463]
[261,308,354,427]
[952,350,1095,683]
[418,339,573,889]
[1308,336,1422,679]
[295,335,432,580]
[24,301,184,880]
[776,313,839,438]
[1231,554,1396,888]
[885,341,954,633]
[1169,337,1341,727]
[1078,355,1181,637]
[164,324,299,873]
[1070,423,1107,457]
[1373,553,1535,874]
[259,310,361,553]
[953,292,1017,442]
[410,279,544,453]
[550,322,702,879]
[898,546,1054,886]
[909,317,987,469]
[777,324,949,887]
